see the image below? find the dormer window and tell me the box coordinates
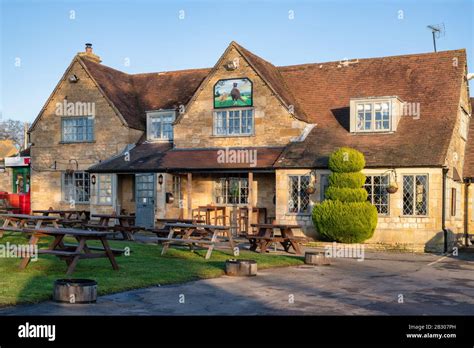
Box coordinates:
[356,102,390,131]
[146,110,175,141]
[350,96,403,133]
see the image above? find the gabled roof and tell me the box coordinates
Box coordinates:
[464,98,474,178]
[81,57,211,130]
[276,49,468,168]
[231,42,309,122]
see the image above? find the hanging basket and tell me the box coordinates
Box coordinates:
[305,186,316,195]
[386,185,398,194]
[65,168,75,175]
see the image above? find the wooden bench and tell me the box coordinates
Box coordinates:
[62,243,126,255]
[82,224,114,231]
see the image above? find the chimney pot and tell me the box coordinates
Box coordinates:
[85,43,93,54]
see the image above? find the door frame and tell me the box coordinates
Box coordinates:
[135,173,156,228]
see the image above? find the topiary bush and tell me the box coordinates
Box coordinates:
[312,147,378,243]
[328,147,365,173]
[325,186,368,202]
[312,200,378,243]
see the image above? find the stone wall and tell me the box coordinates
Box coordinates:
[29,58,143,212]
[0,169,12,193]
[174,45,307,148]
[276,167,467,252]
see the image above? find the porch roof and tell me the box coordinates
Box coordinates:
[87,143,284,173]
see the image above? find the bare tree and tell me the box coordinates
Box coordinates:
[0,119,25,149]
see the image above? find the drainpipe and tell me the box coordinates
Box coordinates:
[442,166,449,254]
[465,181,471,247]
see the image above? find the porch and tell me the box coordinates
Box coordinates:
[112,171,277,233]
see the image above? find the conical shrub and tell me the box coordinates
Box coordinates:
[312,147,378,243]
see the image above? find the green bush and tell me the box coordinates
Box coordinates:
[328,147,365,173]
[312,200,378,243]
[312,147,377,243]
[329,172,366,188]
[325,186,368,202]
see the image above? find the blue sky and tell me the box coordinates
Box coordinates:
[1,0,473,123]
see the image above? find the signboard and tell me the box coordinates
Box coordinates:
[214,78,253,108]
[5,157,30,167]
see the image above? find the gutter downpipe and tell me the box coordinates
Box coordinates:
[465,180,471,247]
[442,167,449,254]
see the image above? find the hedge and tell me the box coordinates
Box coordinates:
[312,200,378,243]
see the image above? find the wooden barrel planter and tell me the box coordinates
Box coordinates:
[225,259,257,276]
[53,279,97,304]
[305,252,331,266]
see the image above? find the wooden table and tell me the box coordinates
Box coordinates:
[88,214,139,240]
[247,223,305,255]
[20,227,122,275]
[0,214,60,237]
[33,209,90,220]
[194,206,227,225]
[156,218,205,225]
[33,209,90,227]
[158,223,234,259]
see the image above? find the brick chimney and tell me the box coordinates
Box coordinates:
[78,43,102,63]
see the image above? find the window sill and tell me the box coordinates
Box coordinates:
[285,212,311,216]
[60,201,90,205]
[211,134,254,138]
[399,215,430,218]
[350,131,394,135]
[59,141,96,144]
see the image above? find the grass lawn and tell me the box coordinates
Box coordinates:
[0,233,304,307]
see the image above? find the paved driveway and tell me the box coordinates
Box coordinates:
[1,251,473,315]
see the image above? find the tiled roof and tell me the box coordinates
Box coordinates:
[0,140,18,159]
[88,144,284,172]
[79,43,467,169]
[80,57,210,130]
[464,98,474,178]
[276,49,467,168]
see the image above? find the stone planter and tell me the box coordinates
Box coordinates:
[305,252,330,266]
[225,259,257,276]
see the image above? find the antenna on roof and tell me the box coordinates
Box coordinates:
[426,23,445,52]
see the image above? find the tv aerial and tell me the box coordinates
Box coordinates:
[427,23,445,52]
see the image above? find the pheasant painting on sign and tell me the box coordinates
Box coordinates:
[214,78,253,108]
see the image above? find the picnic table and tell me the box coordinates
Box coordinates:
[246,223,305,255]
[0,213,60,237]
[157,223,234,260]
[20,227,123,275]
[33,209,90,227]
[86,214,139,240]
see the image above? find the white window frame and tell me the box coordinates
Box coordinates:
[402,174,429,217]
[459,109,470,141]
[146,110,176,142]
[97,174,113,205]
[356,101,391,132]
[213,108,254,136]
[214,177,249,205]
[61,116,94,143]
[364,174,390,215]
[62,171,90,204]
[288,175,311,214]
